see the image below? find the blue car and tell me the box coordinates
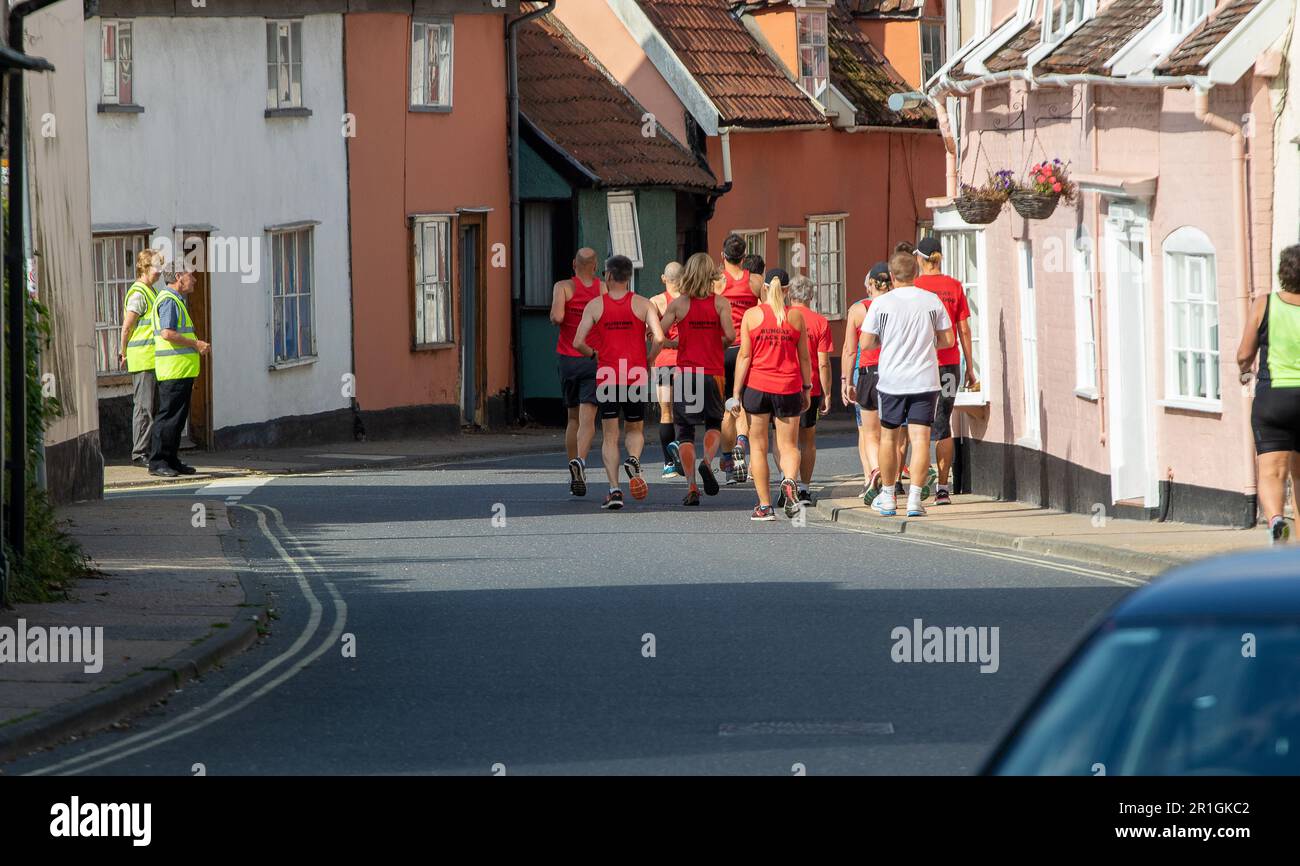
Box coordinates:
[982,549,1300,776]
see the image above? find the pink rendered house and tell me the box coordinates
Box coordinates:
[922,0,1295,526]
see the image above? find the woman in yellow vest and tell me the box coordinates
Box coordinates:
[148,268,209,477]
[118,249,163,466]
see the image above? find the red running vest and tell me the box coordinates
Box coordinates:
[745,304,802,395]
[594,292,648,387]
[654,290,680,368]
[720,268,757,347]
[675,296,725,377]
[556,275,601,357]
[852,298,880,367]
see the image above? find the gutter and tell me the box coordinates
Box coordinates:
[506,0,556,424]
[1193,86,1256,501]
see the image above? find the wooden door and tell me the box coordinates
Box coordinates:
[184,233,214,449]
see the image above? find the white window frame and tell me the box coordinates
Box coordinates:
[1162,226,1220,410]
[411,17,454,111]
[607,191,643,268]
[269,226,317,366]
[807,214,846,320]
[266,19,305,110]
[1044,0,1086,45]
[733,229,768,262]
[796,9,829,98]
[100,19,134,105]
[92,232,150,375]
[1168,0,1211,38]
[413,215,454,347]
[1018,240,1041,447]
[1073,231,1098,397]
[935,222,988,407]
[920,20,947,87]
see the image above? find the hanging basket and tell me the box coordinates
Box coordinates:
[954,194,1004,225]
[1010,190,1060,220]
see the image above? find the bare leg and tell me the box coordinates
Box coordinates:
[749,414,772,506]
[576,403,598,463]
[601,417,622,491]
[679,440,698,490]
[862,410,881,481]
[935,437,954,486]
[799,425,816,486]
[879,425,901,488]
[702,428,722,463]
[566,407,579,462]
[1258,451,1290,523]
[775,417,801,482]
[625,420,644,463]
[908,425,932,488]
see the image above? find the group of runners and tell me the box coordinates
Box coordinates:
[551,232,976,521]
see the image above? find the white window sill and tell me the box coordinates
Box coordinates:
[1159,397,1222,415]
[1015,436,1042,451]
[269,355,318,372]
[955,391,989,408]
[1074,387,1098,402]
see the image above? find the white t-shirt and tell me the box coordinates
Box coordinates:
[863,285,951,395]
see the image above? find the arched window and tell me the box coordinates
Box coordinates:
[1163,226,1219,404]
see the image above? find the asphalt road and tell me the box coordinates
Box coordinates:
[13,433,1136,776]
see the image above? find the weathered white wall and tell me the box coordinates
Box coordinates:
[26,1,103,501]
[84,14,351,433]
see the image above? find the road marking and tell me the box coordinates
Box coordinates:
[27,504,343,776]
[719,721,894,736]
[818,518,1149,587]
[197,477,272,504]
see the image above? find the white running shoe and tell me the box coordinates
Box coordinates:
[871,491,897,516]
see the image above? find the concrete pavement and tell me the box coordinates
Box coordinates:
[0,497,262,763]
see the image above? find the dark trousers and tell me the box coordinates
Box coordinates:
[149,377,194,470]
[131,369,158,461]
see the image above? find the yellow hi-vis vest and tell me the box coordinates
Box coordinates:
[153,288,200,381]
[123,280,158,372]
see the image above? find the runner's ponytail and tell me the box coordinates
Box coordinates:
[768,276,787,325]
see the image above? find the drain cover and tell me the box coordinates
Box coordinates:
[718,721,894,737]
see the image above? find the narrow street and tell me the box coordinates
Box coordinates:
[12,435,1135,776]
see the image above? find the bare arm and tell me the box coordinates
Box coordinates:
[841,304,864,403]
[660,295,686,332]
[549,281,570,326]
[638,297,665,364]
[118,309,141,366]
[717,294,736,347]
[1237,294,1268,375]
[958,319,976,385]
[572,298,602,358]
[818,352,832,412]
[936,327,956,350]
[860,329,880,352]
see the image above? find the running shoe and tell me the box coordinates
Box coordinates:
[661,464,680,480]
[933,488,952,506]
[731,443,748,484]
[699,460,720,496]
[664,440,686,478]
[871,491,897,517]
[864,468,882,503]
[602,490,624,510]
[894,481,906,496]
[776,488,787,509]
[719,452,735,473]
[780,478,800,519]
[624,457,648,500]
[1269,517,1290,545]
[569,459,587,497]
[751,504,776,522]
[682,489,701,507]
[799,488,813,505]
[907,502,927,518]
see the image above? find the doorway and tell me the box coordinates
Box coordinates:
[459,215,486,426]
[1104,203,1153,505]
[181,231,214,450]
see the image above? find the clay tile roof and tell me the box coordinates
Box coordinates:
[984,20,1041,73]
[1156,0,1263,76]
[517,13,716,190]
[828,1,935,126]
[1036,0,1163,75]
[634,0,827,126]
[848,0,925,15]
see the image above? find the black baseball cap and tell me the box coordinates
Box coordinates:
[764,267,790,287]
[868,261,890,283]
[915,237,942,258]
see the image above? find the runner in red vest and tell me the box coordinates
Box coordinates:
[551,247,604,496]
[732,269,811,521]
[659,252,735,506]
[715,233,763,484]
[573,255,665,510]
[649,262,683,480]
[787,275,832,506]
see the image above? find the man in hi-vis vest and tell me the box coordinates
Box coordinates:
[118,249,163,466]
[148,268,210,477]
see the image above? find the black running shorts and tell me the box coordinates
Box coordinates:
[742,386,804,419]
[558,355,598,408]
[879,390,939,430]
[855,365,880,412]
[1252,380,1300,454]
[930,364,961,441]
[673,372,725,442]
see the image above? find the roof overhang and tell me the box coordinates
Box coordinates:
[1201,0,1291,85]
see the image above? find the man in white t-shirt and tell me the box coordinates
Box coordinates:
[858,251,955,517]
